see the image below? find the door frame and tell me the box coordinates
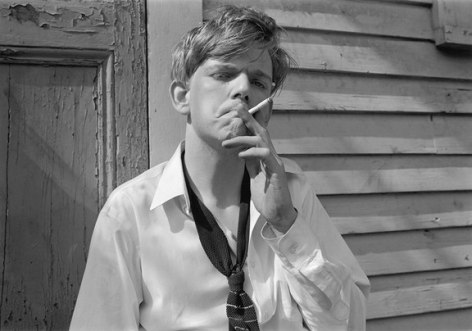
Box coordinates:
[147,0,202,166]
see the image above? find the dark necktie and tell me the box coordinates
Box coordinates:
[182,160,260,331]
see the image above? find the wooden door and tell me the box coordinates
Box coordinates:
[0,1,148,330]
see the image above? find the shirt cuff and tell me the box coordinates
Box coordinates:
[261,213,320,270]
[262,214,348,313]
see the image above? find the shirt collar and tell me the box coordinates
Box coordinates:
[150,141,191,212]
[149,142,302,212]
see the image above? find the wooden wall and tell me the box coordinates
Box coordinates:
[0,1,148,329]
[203,0,472,329]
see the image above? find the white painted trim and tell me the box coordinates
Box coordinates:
[147,0,203,166]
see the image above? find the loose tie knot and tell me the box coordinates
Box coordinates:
[228,270,245,292]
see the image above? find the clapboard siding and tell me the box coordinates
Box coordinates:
[271,113,472,155]
[205,0,433,39]
[367,308,472,331]
[345,228,472,275]
[320,192,472,234]
[288,155,472,195]
[284,38,472,80]
[368,274,472,318]
[202,0,471,328]
[366,268,472,319]
[278,73,472,114]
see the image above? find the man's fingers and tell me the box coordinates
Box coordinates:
[223,133,281,170]
[237,106,266,136]
[238,147,282,172]
[222,136,261,148]
[238,147,271,159]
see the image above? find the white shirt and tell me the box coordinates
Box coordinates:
[70,143,370,331]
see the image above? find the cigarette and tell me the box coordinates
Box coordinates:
[248,97,273,115]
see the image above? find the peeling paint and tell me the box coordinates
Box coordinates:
[6,3,108,32]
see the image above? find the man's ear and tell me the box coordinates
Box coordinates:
[169,80,190,115]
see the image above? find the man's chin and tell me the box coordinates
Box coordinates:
[219,119,247,139]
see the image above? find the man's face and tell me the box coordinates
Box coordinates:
[186,47,273,149]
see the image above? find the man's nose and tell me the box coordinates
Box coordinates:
[231,72,250,103]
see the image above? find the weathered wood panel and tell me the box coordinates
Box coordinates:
[113,0,149,184]
[0,65,99,330]
[204,0,433,40]
[271,113,472,155]
[0,0,114,49]
[320,192,472,234]
[367,308,472,331]
[0,0,149,186]
[277,72,472,114]
[0,0,149,329]
[368,268,472,319]
[369,280,472,319]
[369,268,472,295]
[345,228,472,276]
[0,65,8,316]
[290,155,472,195]
[0,47,109,67]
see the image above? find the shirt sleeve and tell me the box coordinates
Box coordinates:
[70,190,143,331]
[262,169,370,330]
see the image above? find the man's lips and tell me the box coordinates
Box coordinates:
[216,103,248,118]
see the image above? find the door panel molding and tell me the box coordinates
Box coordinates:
[0,47,116,205]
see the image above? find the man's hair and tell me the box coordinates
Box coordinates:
[171,5,294,93]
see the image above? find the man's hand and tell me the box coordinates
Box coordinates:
[222,106,297,233]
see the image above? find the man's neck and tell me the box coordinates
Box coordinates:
[183,137,246,209]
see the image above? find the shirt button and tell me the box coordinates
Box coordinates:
[333,301,349,321]
[288,244,298,254]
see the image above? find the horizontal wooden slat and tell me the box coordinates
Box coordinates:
[367,308,472,330]
[368,267,472,292]
[368,280,472,319]
[291,155,472,195]
[358,245,472,276]
[283,37,472,80]
[0,47,109,66]
[204,0,433,40]
[320,192,472,234]
[0,0,114,49]
[376,0,432,5]
[276,72,472,114]
[335,210,472,234]
[367,268,472,319]
[345,228,472,275]
[270,113,472,154]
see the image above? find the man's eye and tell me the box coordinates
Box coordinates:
[252,80,267,89]
[212,72,232,81]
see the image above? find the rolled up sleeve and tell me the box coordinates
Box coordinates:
[262,168,370,330]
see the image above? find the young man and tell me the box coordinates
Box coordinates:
[71,5,370,331]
